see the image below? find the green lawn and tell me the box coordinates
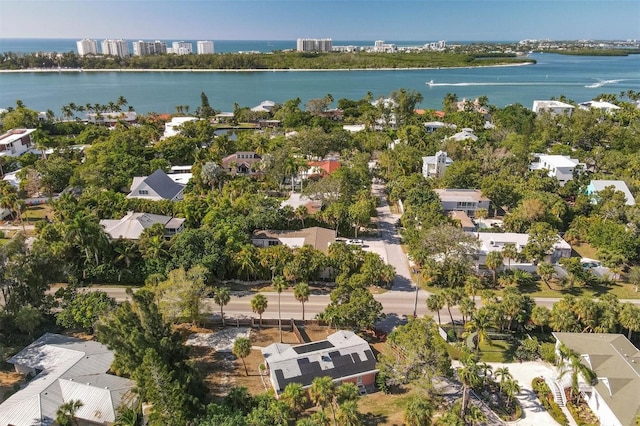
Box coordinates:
[22,204,53,223]
[478,339,516,363]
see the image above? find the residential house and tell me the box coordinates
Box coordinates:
[251,226,336,253]
[343,124,366,133]
[475,232,571,266]
[434,189,491,217]
[221,151,262,175]
[261,330,378,396]
[424,121,456,133]
[532,100,575,117]
[167,165,193,185]
[0,128,35,157]
[578,100,621,114]
[213,111,235,124]
[422,151,453,179]
[0,333,136,426]
[530,154,584,186]
[163,116,198,139]
[449,210,476,232]
[100,211,185,240]
[586,180,635,206]
[446,128,478,143]
[302,159,341,179]
[87,111,137,126]
[127,169,185,201]
[251,100,277,113]
[548,333,640,426]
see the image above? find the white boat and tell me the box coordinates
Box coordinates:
[426,80,434,86]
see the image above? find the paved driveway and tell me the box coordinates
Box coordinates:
[487,361,559,426]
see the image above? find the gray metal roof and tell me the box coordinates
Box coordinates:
[0,333,135,426]
[129,169,184,200]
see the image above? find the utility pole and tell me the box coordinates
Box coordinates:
[413,269,420,318]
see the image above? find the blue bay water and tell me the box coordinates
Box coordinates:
[0,45,639,114]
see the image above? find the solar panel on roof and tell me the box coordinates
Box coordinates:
[292,340,334,354]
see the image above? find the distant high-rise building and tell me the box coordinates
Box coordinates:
[296,38,333,52]
[101,39,129,57]
[197,41,215,55]
[170,41,193,55]
[132,40,167,56]
[76,39,98,56]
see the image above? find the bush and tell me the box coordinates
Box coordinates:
[531,377,569,426]
[515,337,540,361]
[539,342,557,364]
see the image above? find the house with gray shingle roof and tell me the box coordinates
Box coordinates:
[127,169,185,201]
[100,211,185,240]
[261,330,378,396]
[550,333,640,426]
[0,333,135,426]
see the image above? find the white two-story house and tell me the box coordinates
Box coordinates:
[530,154,583,186]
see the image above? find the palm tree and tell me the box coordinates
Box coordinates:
[294,282,310,321]
[442,288,463,328]
[233,337,251,376]
[56,399,84,426]
[459,297,476,325]
[502,378,521,406]
[494,367,513,392]
[558,348,596,404]
[531,305,550,333]
[214,286,231,327]
[272,275,288,343]
[295,205,308,229]
[458,355,481,419]
[465,308,495,349]
[464,276,481,303]
[502,243,518,270]
[619,303,640,340]
[234,244,258,281]
[426,293,445,325]
[250,293,268,328]
[113,405,141,426]
[309,376,336,424]
[281,382,308,421]
[337,400,361,426]
[485,251,503,286]
[404,395,433,426]
[537,261,556,289]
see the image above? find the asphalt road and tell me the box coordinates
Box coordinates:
[51,183,640,332]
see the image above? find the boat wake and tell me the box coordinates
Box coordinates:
[584,79,623,88]
[426,80,580,87]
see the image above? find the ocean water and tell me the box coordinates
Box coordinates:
[0,50,639,114]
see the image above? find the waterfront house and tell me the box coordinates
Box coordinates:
[578,99,621,114]
[0,333,136,426]
[586,180,635,206]
[548,333,640,426]
[532,100,575,117]
[87,111,137,126]
[127,169,185,201]
[100,211,185,240]
[163,116,198,139]
[529,154,584,186]
[0,128,35,157]
[261,330,378,396]
[422,151,453,179]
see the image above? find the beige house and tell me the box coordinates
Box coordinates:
[549,333,640,426]
[251,226,336,253]
[100,211,185,240]
[434,189,491,217]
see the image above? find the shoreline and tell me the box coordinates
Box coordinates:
[0,62,534,73]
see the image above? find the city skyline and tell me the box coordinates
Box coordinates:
[1,0,639,42]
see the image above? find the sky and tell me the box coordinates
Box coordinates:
[0,0,639,41]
